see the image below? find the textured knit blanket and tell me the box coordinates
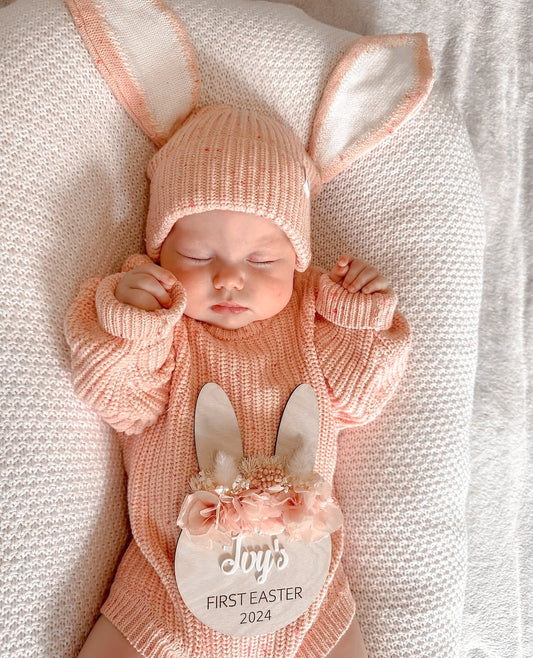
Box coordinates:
[277,5,530,658]
[0,0,529,657]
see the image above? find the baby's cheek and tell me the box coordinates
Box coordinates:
[274,276,294,306]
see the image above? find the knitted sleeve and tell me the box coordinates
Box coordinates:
[314,273,411,427]
[64,255,187,434]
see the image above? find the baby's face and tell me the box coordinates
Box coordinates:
[160,210,297,329]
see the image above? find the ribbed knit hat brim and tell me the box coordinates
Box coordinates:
[145,106,322,271]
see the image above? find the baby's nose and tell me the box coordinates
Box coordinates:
[213,264,244,290]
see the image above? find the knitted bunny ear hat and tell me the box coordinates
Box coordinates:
[145,105,322,272]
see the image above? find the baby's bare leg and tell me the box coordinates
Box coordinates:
[326,616,369,658]
[78,613,366,658]
[78,615,142,658]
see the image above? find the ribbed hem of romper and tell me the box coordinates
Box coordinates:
[101,583,186,658]
[95,273,186,342]
[101,580,355,658]
[296,586,356,658]
[316,273,397,330]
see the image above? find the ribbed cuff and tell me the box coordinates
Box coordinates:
[95,274,186,342]
[316,273,397,330]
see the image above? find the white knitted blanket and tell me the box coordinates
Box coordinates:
[274,5,531,658]
[281,3,532,657]
[1,0,527,657]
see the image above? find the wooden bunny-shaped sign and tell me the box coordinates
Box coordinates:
[175,383,341,636]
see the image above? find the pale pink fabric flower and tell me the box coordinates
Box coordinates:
[177,490,220,536]
[235,489,285,535]
[279,482,343,541]
[178,473,343,544]
[217,493,243,534]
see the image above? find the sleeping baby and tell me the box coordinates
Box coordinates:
[65,104,411,658]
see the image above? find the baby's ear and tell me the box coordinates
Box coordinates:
[309,33,434,184]
[194,383,243,472]
[275,384,319,477]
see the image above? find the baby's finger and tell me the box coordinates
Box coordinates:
[361,276,390,294]
[343,265,377,292]
[341,261,368,288]
[118,287,163,311]
[135,263,177,290]
[130,273,172,308]
[328,255,351,283]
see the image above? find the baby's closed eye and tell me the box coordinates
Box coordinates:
[247,250,283,265]
[247,258,278,266]
[178,252,212,263]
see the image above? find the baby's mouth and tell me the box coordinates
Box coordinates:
[211,301,248,315]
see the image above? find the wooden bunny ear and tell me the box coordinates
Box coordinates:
[309,33,434,184]
[274,384,319,473]
[194,383,243,473]
[66,0,200,147]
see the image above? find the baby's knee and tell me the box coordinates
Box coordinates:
[77,615,142,658]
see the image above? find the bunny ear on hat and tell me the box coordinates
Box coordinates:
[67,3,434,183]
[66,0,200,147]
[309,33,434,184]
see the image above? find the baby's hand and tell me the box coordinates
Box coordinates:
[328,255,391,294]
[115,263,177,311]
